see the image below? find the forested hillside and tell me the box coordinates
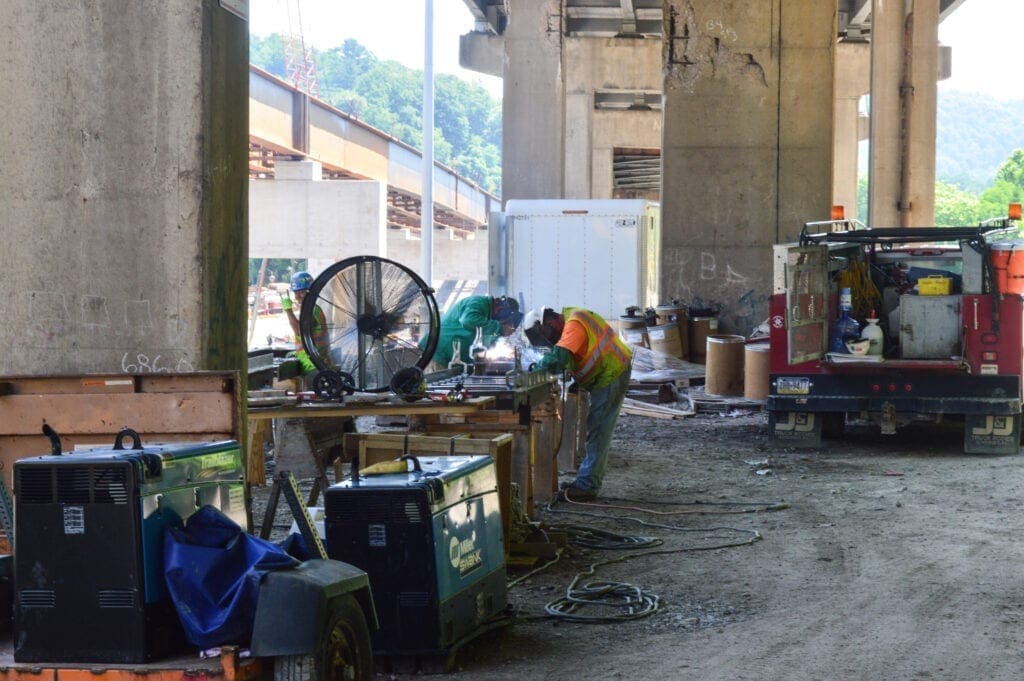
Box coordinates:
[937,90,1024,192]
[251,34,502,194]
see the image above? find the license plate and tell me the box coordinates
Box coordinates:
[776,377,811,395]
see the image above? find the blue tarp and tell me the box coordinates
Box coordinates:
[164,506,299,649]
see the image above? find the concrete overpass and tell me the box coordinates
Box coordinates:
[248,65,496,236]
[460,0,968,333]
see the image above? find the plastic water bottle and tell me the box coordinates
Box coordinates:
[829,287,861,353]
[860,311,884,356]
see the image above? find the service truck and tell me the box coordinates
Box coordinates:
[488,199,660,320]
[767,206,1024,454]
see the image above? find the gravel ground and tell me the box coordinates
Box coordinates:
[253,409,1024,680]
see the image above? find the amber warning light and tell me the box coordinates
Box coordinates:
[831,205,845,221]
[1009,203,1022,221]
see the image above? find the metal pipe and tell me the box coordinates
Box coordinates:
[420,0,435,285]
[898,9,914,228]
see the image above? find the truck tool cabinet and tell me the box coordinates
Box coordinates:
[767,212,1023,454]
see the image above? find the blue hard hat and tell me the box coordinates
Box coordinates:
[290,271,314,292]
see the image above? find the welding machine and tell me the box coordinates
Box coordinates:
[324,455,506,657]
[13,429,246,663]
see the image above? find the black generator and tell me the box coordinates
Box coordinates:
[324,455,506,657]
[13,431,246,663]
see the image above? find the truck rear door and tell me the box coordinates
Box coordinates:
[778,244,829,365]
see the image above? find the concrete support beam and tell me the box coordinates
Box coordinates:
[250,163,387,276]
[662,0,835,334]
[502,0,565,201]
[834,41,871,219]
[459,31,505,77]
[0,1,248,376]
[867,0,903,226]
[906,0,939,225]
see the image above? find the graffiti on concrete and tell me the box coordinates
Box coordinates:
[665,0,767,92]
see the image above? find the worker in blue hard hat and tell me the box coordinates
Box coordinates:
[427,296,523,369]
[281,271,329,375]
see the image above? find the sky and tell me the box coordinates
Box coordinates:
[938,0,1024,100]
[248,0,1020,102]
[248,0,501,97]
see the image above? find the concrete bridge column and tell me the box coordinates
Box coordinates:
[661,0,835,334]
[867,0,904,227]
[502,0,565,202]
[906,0,939,226]
[869,0,939,227]
[834,41,871,220]
[0,1,248,376]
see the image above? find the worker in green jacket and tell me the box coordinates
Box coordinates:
[429,296,523,368]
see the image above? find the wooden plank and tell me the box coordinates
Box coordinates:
[0,372,240,492]
[556,391,588,472]
[0,373,233,396]
[247,396,495,421]
[246,419,271,487]
[531,411,558,506]
[0,393,235,435]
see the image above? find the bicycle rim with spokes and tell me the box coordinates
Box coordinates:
[299,256,439,392]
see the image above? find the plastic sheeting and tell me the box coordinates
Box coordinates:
[164,506,299,649]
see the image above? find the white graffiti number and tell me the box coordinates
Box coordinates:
[122,352,194,374]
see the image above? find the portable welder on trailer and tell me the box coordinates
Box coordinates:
[13,429,247,664]
[324,454,506,660]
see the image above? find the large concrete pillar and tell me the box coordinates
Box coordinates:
[867,0,903,227]
[834,41,871,219]
[0,1,248,376]
[502,0,565,201]
[906,0,939,225]
[662,0,835,334]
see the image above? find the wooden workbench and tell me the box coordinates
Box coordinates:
[245,396,496,498]
[247,395,494,420]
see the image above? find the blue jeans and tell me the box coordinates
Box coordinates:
[575,365,631,492]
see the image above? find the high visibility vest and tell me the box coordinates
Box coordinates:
[562,307,632,389]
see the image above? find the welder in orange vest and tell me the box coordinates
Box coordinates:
[523,306,632,501]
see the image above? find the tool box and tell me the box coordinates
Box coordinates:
[324,455,506,658]
[13,431,246,663]
[917,275,953,295]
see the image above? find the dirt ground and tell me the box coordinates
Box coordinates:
[258,409,1024,680]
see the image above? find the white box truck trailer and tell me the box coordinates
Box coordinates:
[488,199,660,319]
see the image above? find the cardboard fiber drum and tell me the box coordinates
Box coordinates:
[705,334,745,396]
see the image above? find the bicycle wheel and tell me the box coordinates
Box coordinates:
[299,256,439,392]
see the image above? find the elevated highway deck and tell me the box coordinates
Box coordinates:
[249,65,496,236]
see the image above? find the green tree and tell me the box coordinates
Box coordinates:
[249,34,502,194]
[934,181,980,226]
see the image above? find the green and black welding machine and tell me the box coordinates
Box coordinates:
[13,428,246,663]
[324,454,506,659]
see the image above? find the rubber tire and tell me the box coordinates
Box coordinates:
[274,594,373,681]
[822,412,846,439]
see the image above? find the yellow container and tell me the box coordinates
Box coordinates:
[918,275,952,295]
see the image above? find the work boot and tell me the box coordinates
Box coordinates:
[557,481,598,502]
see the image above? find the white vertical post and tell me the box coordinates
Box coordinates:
[420,0,435,285]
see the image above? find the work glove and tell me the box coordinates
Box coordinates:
[296,349,317,374]
[280,292,293,311]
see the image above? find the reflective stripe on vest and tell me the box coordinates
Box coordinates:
[569,310,630,385]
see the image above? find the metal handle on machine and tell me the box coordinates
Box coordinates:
[399,455,423,472]
[973,298,979,330]
[113,427,144,450]
[41,424,62,456]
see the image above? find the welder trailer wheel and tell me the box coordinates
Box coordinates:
[274,594,373,681]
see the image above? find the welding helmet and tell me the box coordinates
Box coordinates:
[492,296,523,329]
[290,271,314,292]
[523,306,554,347]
